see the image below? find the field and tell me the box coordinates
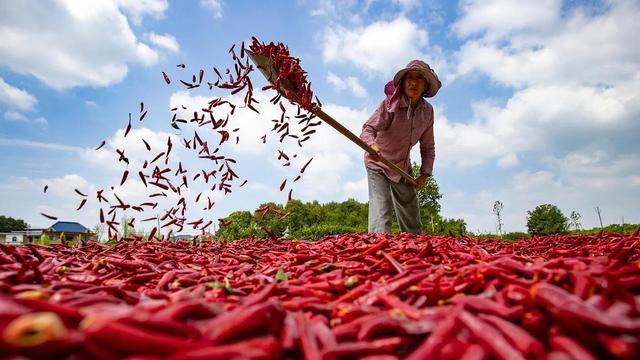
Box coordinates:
[1,232,639,359]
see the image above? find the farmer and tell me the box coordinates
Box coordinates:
[360,59,441,234]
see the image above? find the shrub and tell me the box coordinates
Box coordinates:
[293,224,364,240]
[526,204,569,236]
[39,234,50,246]
[502,232,531,241]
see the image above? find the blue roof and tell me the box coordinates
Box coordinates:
[49,221,88,233]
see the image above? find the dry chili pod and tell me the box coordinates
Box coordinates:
[458,310,526,360]
[532,282,640,334]
[550,335,598,360]
[166,335,282,360]
[597,333,639,360]
[83,317,202,355]
[202,300,285,344]
[2,312,67,348]
[406,306,462,360]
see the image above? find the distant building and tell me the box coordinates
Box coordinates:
[0,232,24,245]
[0,228,43,245]
[43,221,92,245]
[174,234,194,241]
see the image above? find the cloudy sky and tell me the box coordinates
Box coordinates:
[1,0,638,235]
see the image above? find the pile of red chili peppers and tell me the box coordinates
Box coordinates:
[248,37,318,112]
[1,232,639,359]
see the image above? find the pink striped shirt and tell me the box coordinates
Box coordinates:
[360,94,435,183]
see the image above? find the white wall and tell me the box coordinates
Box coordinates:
[3,233,23,245]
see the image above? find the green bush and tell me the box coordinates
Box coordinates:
[501,232,531,241]
[526,204,569,236]
[39,234,50,246]
[293,224,365,240]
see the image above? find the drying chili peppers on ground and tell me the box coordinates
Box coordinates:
[1,231,639,359]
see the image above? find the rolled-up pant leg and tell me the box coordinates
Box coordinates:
[367,169,393,233]
[390,178,422,235]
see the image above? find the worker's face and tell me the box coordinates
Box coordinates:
[402,71,427,103]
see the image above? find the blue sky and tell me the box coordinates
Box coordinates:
[1,0,638,235]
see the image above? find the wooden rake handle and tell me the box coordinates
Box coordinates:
[248,51,417,186]
[313,108,417,186]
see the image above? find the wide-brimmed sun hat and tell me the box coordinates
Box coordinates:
[392,59,441,98]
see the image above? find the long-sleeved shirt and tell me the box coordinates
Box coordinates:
[360,94,435,183]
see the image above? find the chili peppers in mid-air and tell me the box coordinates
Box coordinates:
[41,38,324,239]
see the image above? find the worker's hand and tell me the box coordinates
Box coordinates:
[415,173,429,191]
[367,144,382,162]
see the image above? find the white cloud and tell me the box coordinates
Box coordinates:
[393,0,421,11]
[145,32,180,52]
[0,138,82,152]
[4,110,28,122]
[0,174,97,228]
[42,174,91,198]
[0,77,37,111]
[32,117,47,125]
[308,0,362,18]
[497,153,518,168]
[200,0,223,18]
[0,1,160,89]
[298,151,354,197]
[322,17,446,77]
[79,127,180,171]
[454,0,640,88]
[454,0,561,41]
[327,71,367,97]
[115,0,169,25]
[85,100,98,107]
[343,177,368,201]
[433,82,635,169]
[3,110,47,125]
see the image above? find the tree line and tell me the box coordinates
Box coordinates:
[1,163,636,242]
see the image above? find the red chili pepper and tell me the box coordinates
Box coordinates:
[166,335,281,360]
[85,318,203,355]
[381,251,405,274]
[354,272,428,307]
[458,310,526,360]
[321,336,407,359]
[477,313,545,358]
[453,296,524,321]
[458,343,488,360]
[531,282,640,334]
[406,306,461,360]
[550,335,598,360]
[202,300,285,343]
[295,312,321,360]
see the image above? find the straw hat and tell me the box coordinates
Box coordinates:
[392,60,441,98]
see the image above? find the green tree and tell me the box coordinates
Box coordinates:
[284,200,321,234]
[493,201,504,236]
[411,163,442,233]
[569,211,582,231]
[252,202,286,238]
[0,215,27,232]
[39,234,50,246]
[91,223,106,242]
[526,204,569,236]
[437,218,467,236]
[215,210,255,240]
[120,216,132,238]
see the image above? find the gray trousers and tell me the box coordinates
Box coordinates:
[367,169,422,234]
